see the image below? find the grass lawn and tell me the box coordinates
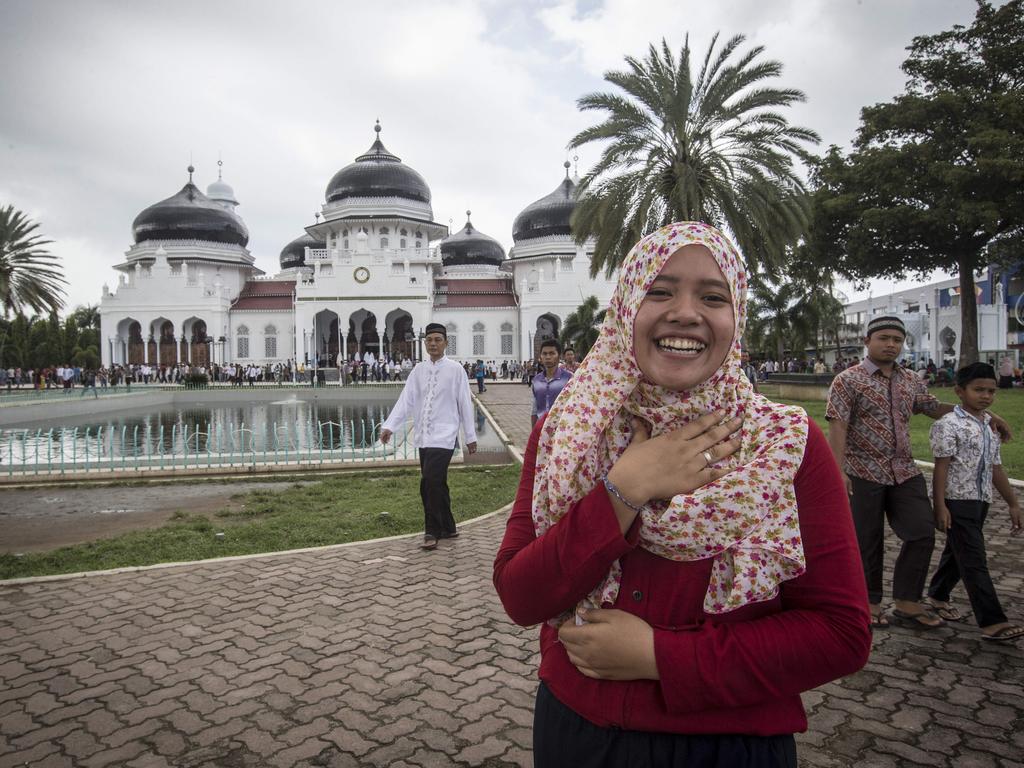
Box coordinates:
[768,386,1024,480]
[0,464,521,580]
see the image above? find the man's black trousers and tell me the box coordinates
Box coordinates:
[849,474,935,605]
[419,447,456,538]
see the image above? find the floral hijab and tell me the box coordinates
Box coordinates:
[532,222,809,616]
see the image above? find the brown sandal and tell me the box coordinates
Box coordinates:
[981,625,1024,644]
[891,608,944,630]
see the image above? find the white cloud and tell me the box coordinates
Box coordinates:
[0,0,984,311]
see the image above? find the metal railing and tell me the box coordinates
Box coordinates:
[0,419,416,478]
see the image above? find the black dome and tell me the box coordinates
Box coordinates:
[132,178,249,246]
[280,233,325,270]
[512,166,577,243]
[440,214,505,267]
[325,123,431,204]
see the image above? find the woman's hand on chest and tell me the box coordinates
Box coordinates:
[607,412,743,507]
[557,608,659,681]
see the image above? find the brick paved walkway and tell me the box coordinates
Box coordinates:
[1,383,1022,767]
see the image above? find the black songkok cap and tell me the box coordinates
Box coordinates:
[865,316,906,338]
[424,323,447,338]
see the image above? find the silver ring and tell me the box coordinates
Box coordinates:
[702,450,715,467]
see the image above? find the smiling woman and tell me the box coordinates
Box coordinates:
[494,222,871,768]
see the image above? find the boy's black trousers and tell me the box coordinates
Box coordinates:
[928,499,1007,628]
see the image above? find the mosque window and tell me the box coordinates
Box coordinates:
[500,322,514,356]
[236,325,250,358]
[342,229,349,237]
[415,231,423,239]
[379,227,389,235]
[400,229,408,237]
[446,323,457,355]
[381,237,389,248]
[472,322,485,356]
[416,241,422,249]
[265,325,278,358]
[343,239,349,250]
[400,239,406,249]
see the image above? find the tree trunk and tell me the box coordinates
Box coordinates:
[957,258,980,366]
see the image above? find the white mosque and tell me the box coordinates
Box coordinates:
[99,122,617,372]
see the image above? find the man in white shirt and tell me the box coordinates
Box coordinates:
[380,323,477,550]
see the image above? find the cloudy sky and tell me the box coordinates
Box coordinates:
[0,0,984,311]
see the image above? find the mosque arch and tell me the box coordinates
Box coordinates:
[149,317,177,366]
[182,316,210,366]
[313,309,341,366]
[347,308,379,361]
[385,308,414,360]
[118,317,145,365]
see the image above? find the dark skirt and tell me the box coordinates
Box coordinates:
[534,683,797,768]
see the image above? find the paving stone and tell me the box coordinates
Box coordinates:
[454,734,510,765]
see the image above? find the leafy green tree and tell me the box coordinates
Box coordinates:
[0,314,33,368]
[814,0,1024,364]
[0,205,66,317]
[569,34,818,280]
[559,295,607,360]
[69,304,100,330]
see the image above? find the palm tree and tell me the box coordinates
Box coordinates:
[746,281,801,364]
[569,34,818,280]
[0,205,66,317]
[560,295,607,360]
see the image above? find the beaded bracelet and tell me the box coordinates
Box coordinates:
[602,475,645,514]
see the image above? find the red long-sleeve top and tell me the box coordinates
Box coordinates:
[493,417,871,736]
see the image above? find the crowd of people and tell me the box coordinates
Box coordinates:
[0,354,581,394]
[745,354,1023,388]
